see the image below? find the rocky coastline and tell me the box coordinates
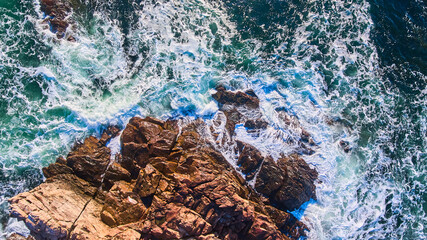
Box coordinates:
[8,87,318,240]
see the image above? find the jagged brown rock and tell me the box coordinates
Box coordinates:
[236,141,264,180]
[66,136,111,185]
[40,0,73,39]
[9,115,315,239]
[211,86,314,154]
[235,138,317,211]
[213,87,318,211]
[211,86,266,137]
[212,86,260,109]
[9,87,319,240]
[256,154,318,211]
[42,158,74,178]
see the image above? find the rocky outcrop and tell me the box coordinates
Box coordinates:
[213,87,318,211]
[235,142,318,211]
[212,86,267,137]
[256,155,318,211]
[212,86,260,109]
[211,86,315,153]
[236,141,264,180]
[40,0,71,39]
[9,88,318,240]
[40,0,81,40]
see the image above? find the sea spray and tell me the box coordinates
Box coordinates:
[0,0,425,239]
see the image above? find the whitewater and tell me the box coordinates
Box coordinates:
[0,0,425,239]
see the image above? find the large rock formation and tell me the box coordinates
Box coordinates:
[8,88,318,240]
[235,141,318,211]
[212,86,318,211]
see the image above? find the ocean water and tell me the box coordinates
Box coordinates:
[0,0,425,239]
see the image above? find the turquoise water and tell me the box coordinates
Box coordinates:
[0,0,425,239]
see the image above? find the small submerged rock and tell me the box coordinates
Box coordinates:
[9,88,319,239]
[339,140,352,153]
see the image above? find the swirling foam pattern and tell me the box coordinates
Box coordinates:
[0,0,425,239]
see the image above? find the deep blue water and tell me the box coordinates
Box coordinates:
[0,0,425,239]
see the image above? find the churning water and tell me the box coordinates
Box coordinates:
[0,0,425,239]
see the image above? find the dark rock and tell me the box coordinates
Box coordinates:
[298,142,316,155]
[66,136,111,185]
[42,162,74,178]
[223,107,243,135]
[339,140,352,153]
[256,154,318,211]
[212,86,259,109]
[236,141,264,180]
[55,156,67,164]
[244,119,268,130]
[301,129,310,142]
[264,205,308,239]
[40,0,72,39]
[255,157,285,196]
[211,87,266,138]
[121,117,178,175]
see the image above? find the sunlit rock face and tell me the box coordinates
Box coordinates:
[9,89,317,240]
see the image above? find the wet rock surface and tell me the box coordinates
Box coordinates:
[40,0,72,39]
[236,141,264,180]
[211,86,314,154]
[212,86,260,109]
[256,154,318,211]
[212,86,266,137]
[39,0,85,40]
[9,88,318,240]
[214,87,318,211]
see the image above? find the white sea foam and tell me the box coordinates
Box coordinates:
[107,134,122,160]
[0,218,30,239]
[1,0,425,239]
